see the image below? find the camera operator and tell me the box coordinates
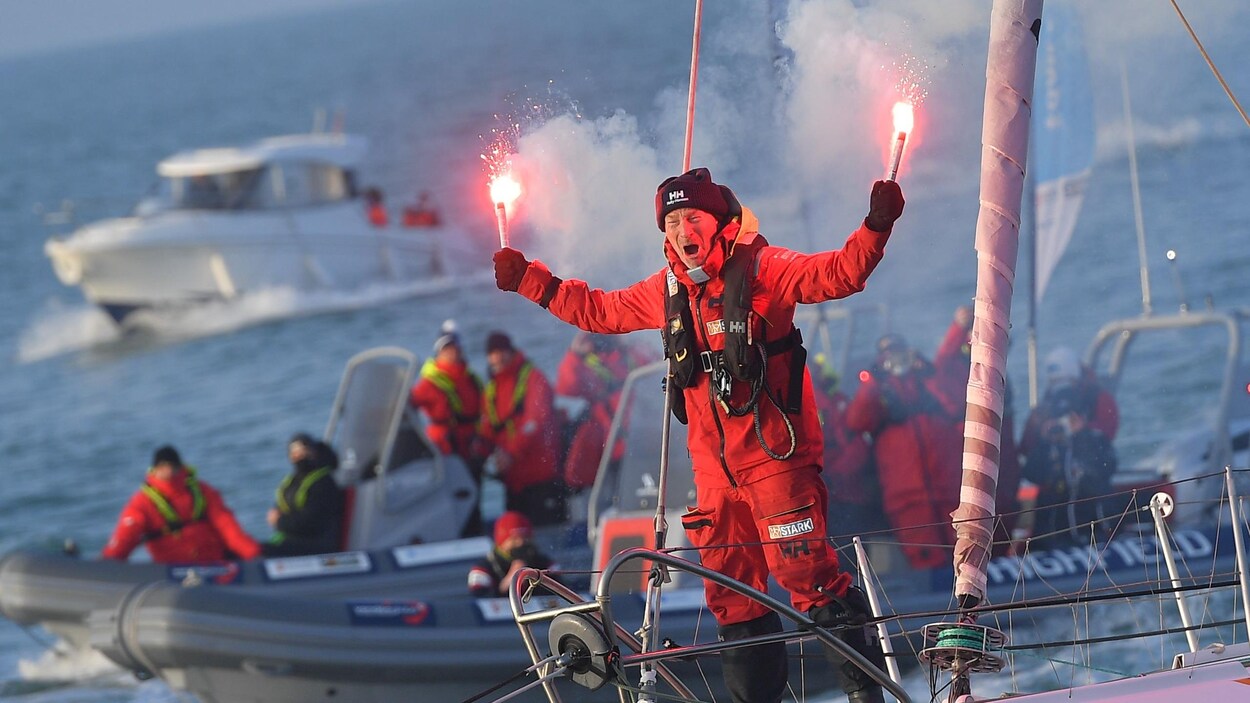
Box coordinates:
[1022,388,1118,546]
[467,511,560,598]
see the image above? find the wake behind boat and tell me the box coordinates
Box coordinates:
[43,130,453,325]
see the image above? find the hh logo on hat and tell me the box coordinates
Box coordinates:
[666,190,687,205]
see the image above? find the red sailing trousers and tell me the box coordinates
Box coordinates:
[681,466,852,625]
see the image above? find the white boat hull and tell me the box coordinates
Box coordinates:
[46,207,447,323]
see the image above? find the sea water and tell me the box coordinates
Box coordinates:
[2,1,1249,701]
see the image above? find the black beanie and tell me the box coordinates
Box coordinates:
[485,331,515,354]
[151,445,182,468]
[655,167,731,231]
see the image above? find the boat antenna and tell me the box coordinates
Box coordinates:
[937,0,1042,699]
[1119,61,1153,316]
[1025,164,1039,408]
[1165,249,1191,312]
[1167,0,1250,130]
[640,2,704,700]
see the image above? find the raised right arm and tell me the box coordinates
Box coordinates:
[510,255,666,334]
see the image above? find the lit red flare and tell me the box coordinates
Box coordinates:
[489,174,521,249]
[489,174,522,208]
[887,101,914,182]
[481,124,523,249]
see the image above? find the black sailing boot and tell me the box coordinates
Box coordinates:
[809,586,887,703]
[718,611,788,703]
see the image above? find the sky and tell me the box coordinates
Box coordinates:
[0,0,355,59]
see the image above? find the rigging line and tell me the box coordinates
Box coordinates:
[456,652,566,703]
[1006,647,1132,678]
[488,665,572,703]
[1166,0,1250,130]
[682,0,704,171]
[1006,615,1244,652]
[875,577,1241,628]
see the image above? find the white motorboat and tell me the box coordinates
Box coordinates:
[43,131,449,324]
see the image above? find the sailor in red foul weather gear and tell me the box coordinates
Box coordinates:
[364,187,388,227]
[810,353,878,538]
[411,321,488,535]
[846,334,962,570]
[478,331,566,526]
[554,332,644,491]
[102,446,261,563]
[492,167,904,703]
[410,321,486,464]
[467,511,561,598]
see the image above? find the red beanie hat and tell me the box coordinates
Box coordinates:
[655,167,732,231]
[493,511,533,545]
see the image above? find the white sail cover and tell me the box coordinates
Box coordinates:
[952,0,1043,604]
[1032,1,1094,305]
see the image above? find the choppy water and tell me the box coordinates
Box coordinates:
[2,1,1249,701]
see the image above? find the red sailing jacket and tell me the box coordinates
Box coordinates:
[478,353,561,494]
[516,208,890,488]
[846,364,962,567]
[812,386,873,505]
[102,470,261,563]
[410,357,484,459]
[555,346,643,488]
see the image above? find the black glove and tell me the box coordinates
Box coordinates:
[493,247,529,292]
[865,180,905,233]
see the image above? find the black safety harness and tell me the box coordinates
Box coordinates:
[660,234,807,461]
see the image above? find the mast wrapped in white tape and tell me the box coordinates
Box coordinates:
[952,0,1043,605]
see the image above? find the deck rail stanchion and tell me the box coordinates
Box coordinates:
[1224,467,1250,635]
[853,536,901,684]
[1149,492,1201,652]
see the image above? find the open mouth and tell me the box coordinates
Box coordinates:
[683,244,699,256]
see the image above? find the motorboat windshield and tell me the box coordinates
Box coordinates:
[135,133,366,216]
[136,162,357,215]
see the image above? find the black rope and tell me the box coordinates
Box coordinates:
[875,577,1241,631]
[1006,616,1245,652]
[457,664,542,703]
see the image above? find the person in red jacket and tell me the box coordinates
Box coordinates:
[846,334,963,571]
[411,320,488,535]
[102,446,261,563]
[810,353,879,539]
[932,305,1022,553]
[467,511,560,598]
[363,187,388,227]
[554,332,643,491]
[492,167,903,703]
[478,331,567,527]
[410,321,486,462]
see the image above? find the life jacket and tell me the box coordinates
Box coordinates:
[275,466,334,514]
[484,362,534,437]
[660,234,807,423]
[419,359,483,426]
[140,469,206,539]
